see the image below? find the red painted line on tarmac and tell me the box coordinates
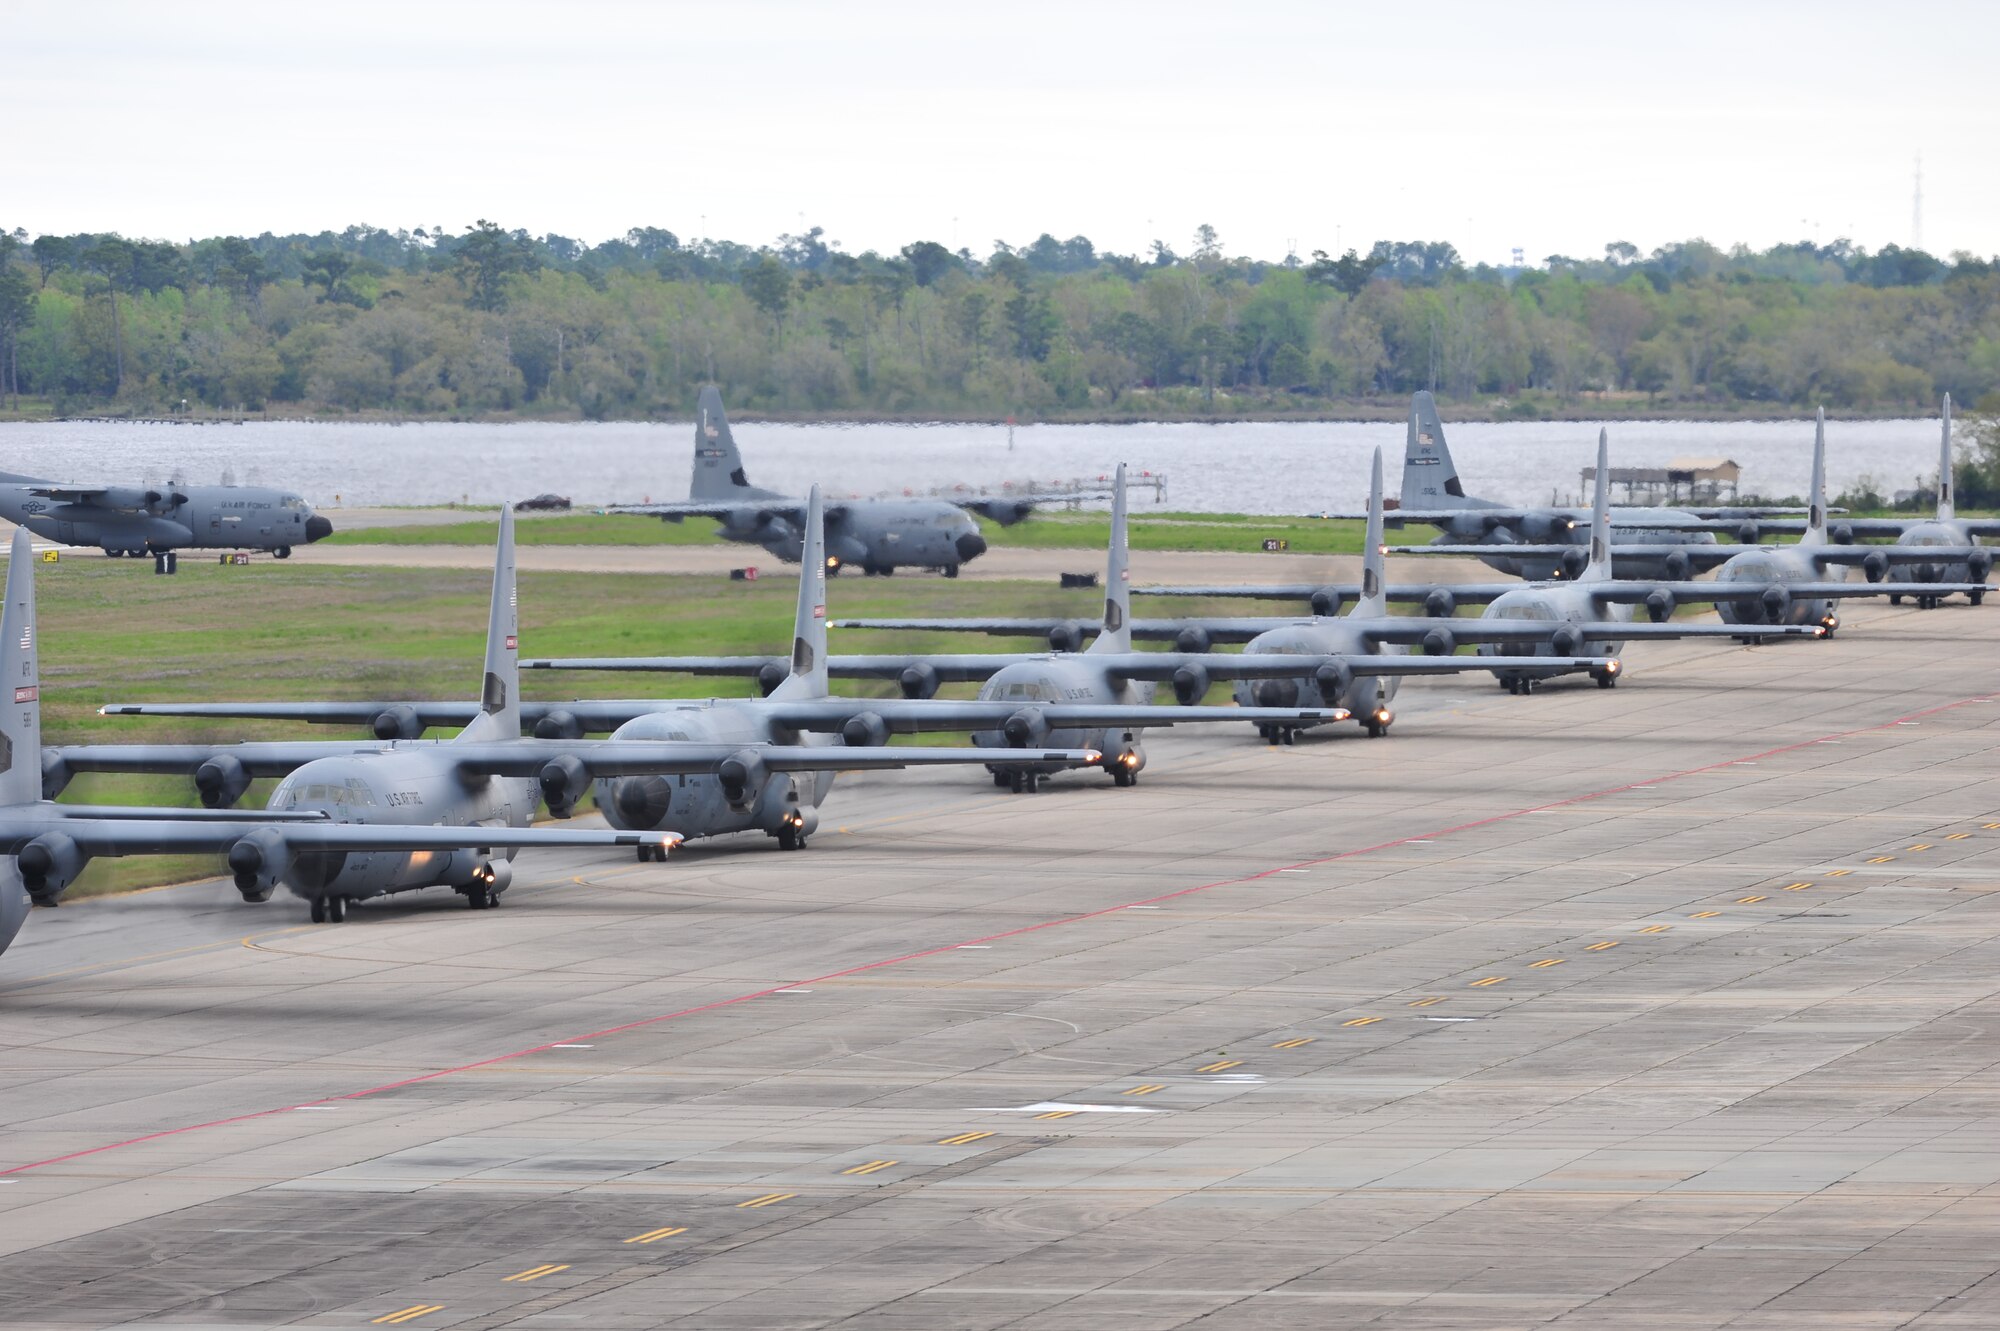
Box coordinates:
[6,688,1993,1178]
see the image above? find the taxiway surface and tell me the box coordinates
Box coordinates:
[2,605,1998,1328]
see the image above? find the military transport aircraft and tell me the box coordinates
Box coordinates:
[606,385,1097,577]
[0,467,333,573]
[531,466,1591,776]
[818,448,1822,733]
[1307,391,1810,581]
[103,487,1329,814]
[0,527,681,957]
[66,507,1093,890]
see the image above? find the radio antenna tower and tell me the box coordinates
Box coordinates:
[1912,152,1924,252]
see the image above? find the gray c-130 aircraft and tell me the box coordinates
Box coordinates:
[78,498,1100,859]
[608,385,1098,577]
[0,466,333,573]
[0,525,679,958]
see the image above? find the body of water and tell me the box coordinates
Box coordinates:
[0,415,1949,514]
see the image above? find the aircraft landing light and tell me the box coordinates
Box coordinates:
[373,1308,444,1326]
[623,1226,687,1244]
[939,1131,993,1146]
[738,1193,796,1209]
[502,1264,569,1283]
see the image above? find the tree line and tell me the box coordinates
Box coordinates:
[0,221,1996,419]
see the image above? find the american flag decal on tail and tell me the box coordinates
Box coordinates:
[505,635,518,650]
[15,686,37,703]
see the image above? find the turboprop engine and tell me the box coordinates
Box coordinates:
[227,827,294,904]
[537,754,593,818]
[194,754,253,808]
[18,832,87,906]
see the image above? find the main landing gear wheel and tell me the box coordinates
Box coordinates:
[311,896,348,923]
[1973,590,1986,606]
[1008,770,1041,794]
[1365,718,1390,737]
[275,546,291,559]
[1592,670,1618,689]
[777,828,807,851]
[1889,593,1903,605]
[152,550,179,575]
[993,771,1012,788]
[310,897,327,923]
[466,886,492,910]
[1111,767,1137,788]
[944,565,960,579]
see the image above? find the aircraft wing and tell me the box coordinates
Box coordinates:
[54,742,395,779]
[442,740,1099,777]
[1389,543,1740,570]
[528,654,1019,682]
[758,700,1348,731]
[1314,506,1815,525]
[1065,652,1602,682]
[98,699,696,736]
[1,810,673,857]
[1587,580,1990,605]
[1137,583,1517,606]
[608,499,827,524]
[955,491,1110,526]
[1813,546,1988,566]
[832,616,1308,645]
[22,486,112,504]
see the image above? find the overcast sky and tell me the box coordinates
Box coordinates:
[10,0,1993,266]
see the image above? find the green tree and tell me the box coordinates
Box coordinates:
[741,256,793,333]
[454,220,538,311]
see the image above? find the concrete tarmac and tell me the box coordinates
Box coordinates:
[2,604,1999,1327]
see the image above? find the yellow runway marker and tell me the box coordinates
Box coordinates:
[843,1159,897,1176]
[1341,1016,1382,1027]
[1585,940,1620,951]
[1908,843,1932,852]
[1196,1059,1242,1072]
[1827,869,1852,876]
[1409,996,1446,1007]
[939,1131,993,1146]
[1123,1083,1166,1096]
[738,1193,795,1209]
[1271,1037,1314,1049]
[1034,1110,1076,1120]
[1867,856,1895,864]
[1691,911,1721,919]
[374,1308,443,1326]
[1528,958,1564,969]
[1985,822,2000,829]
[503,1264,569,1283]
[1737,895,1767,904]
[1638,925,1671,934]
[1782,882,1812,891]
[1469,976,1507,987]
[1947,832,1970,841]
[623,1226,687,1245]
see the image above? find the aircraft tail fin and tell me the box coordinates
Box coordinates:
[1582,429,1613,583]
[0,529,40,807]
[1939,394,1955,522]
[1401,390,1467,508]
[1802,408,1828,547]
[1088,462,1132,654]
[1356,445,1388,615]
[772,485,830,700]
[471,505,521,737]
[688,385,776,501]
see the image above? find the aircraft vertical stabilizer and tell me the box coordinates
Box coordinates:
[1356,446,1388,616]
[1089,463,1132,654]
[471,505,522,738]
[1938,394,1955,522]
[1401,391,1465,507]
[0,530,31,952]
[1581,429,1613,583]
[688,385,778,502]
[773,485,830,701]
[1802,408,1828,548]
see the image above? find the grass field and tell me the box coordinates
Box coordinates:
[322,509,1382,556]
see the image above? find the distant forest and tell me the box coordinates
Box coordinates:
[0,222,1996,420]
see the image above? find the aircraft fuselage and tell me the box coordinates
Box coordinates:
[716,499,986,575]
[597,701,833,846]
[0,482,332,556]
[1230,621,1395,728]
[970,659,1144,780]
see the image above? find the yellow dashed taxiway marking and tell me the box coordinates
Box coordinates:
[1783,882,1812,891]
[1867,856,1895,864]
[1272,1037,1314,1049]
[1691,911,1721,919]
[738,1193,795,1209]
[623,1226,687,1245]
[503,1264,569,1283]
[1341,1016,1382,1027]
[1123,1083,1167,1096]
[1638,925,1671,934]
[1469,976,1507,987]
[1196,1059,1242,1072]
[1947,832,1971,841]
[1409,997,1447,1007]
[1586,940,1620,951]
[1737,895,1767,904]
[843,1159,897,1176]
[940,1131,993,1146]
[1908,843,1932,852]
[374,1308,444,1326]
[1528,958,1564,969]
[1035,1110,1076,1120]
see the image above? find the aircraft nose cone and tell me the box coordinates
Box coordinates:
[955,532,988,563]
[305,516,333,542]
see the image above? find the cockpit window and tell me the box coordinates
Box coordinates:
[277,778,376,809]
